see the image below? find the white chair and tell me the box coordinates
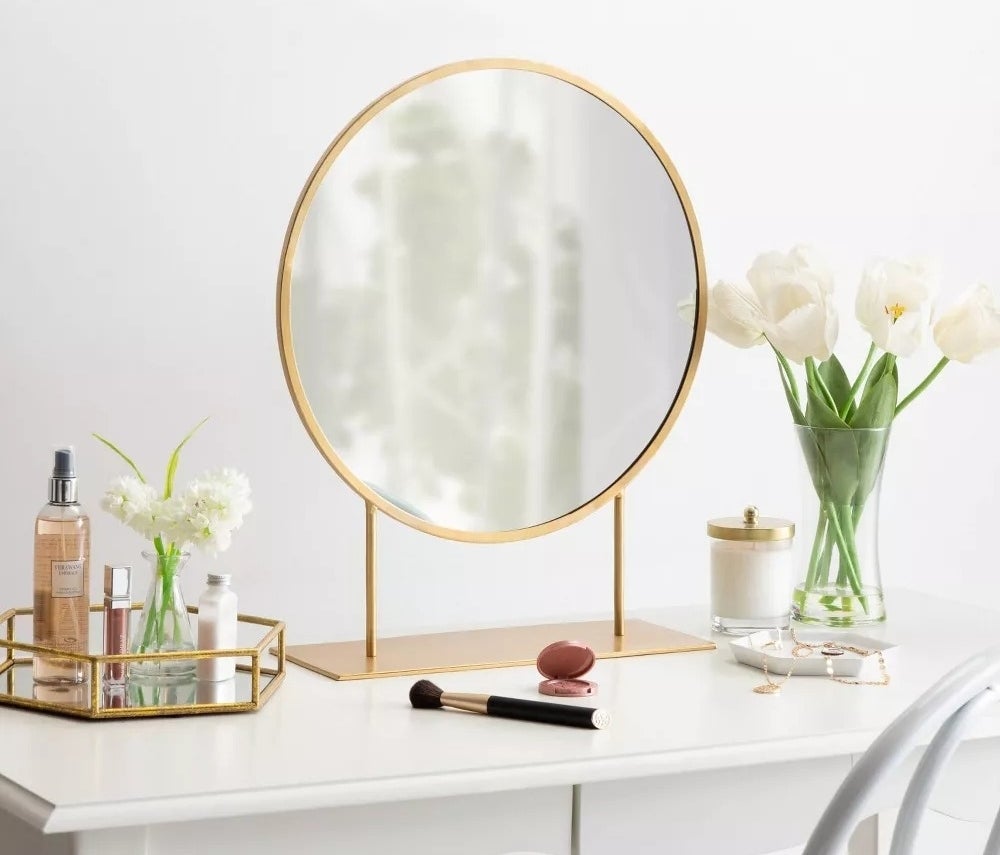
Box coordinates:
[804,644,1000,855]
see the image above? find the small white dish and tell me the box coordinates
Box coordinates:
[730,628,899,679]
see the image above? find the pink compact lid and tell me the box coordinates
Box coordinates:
[537,640,596,680]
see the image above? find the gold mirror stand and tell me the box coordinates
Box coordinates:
[285,492,714,680]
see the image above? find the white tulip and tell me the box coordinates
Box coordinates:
[676,286,767,348]
[745,245,838,363]
[709,280,767,348]
[855,258,936,357]
[933,284,1000,363]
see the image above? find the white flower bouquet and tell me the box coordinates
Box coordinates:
[95,419,252,675]
[692,246,1000,625]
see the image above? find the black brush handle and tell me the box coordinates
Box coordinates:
[486,695,610,729]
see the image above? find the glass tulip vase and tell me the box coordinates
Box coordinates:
[791,425,889,627]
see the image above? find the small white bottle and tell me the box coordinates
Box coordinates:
[197,574,238,681]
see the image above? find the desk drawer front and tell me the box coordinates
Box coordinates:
[577,756,851,855]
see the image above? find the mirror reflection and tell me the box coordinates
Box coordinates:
[289,67,698,532]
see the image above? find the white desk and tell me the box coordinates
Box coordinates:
[2,590,999,855]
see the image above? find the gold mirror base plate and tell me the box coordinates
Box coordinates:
[282,619,715,680]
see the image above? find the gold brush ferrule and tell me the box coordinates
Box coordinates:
[440,691,490,714]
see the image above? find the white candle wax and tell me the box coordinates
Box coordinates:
[710,538,793,624]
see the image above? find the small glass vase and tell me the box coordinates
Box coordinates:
[129,549,196,681]
[791,425,889,627]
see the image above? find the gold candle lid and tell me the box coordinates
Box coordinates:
[707,505,795,542]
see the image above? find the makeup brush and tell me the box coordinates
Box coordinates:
[409,679,611,730]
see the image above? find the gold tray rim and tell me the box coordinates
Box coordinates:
[0,603,286,720]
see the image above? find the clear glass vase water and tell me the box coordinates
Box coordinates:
[129,550,196,680]
[791,425,889,627]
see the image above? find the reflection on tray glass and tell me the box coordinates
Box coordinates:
[2,662,268,711]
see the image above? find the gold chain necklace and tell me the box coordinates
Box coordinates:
[752,627,891,695]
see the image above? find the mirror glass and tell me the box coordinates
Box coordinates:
[286,66,699,533]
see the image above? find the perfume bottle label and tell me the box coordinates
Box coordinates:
[51,559,85,598]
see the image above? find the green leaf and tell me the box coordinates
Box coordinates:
[797,427,826,496]
[850,371,898,429]
[818,429,860,505]
[854,427,891,509]
[806,384,851,429]
[849,369,896,510]
[92,433,146,483]
[805,358,839,416]
[798,425,860,507]
[818,355,856,420]
[863,352,893,394]
[164,417,209,499]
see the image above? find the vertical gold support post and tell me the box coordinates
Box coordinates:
[365,501,377,659]
[614,492,625,637]
[90,659,100,715]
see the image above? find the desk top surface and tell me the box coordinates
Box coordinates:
[2,589,998,833]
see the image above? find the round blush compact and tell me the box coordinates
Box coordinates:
[537,640,598,696]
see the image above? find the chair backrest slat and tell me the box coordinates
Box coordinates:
[803,645,1000,855]
[889,688,997,855]
[982,799,1000,855]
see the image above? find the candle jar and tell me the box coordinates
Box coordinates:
[708,506,795,635]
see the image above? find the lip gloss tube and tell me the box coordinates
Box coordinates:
[103,565,132,684]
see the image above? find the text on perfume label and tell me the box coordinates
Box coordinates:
[51,559,85,598]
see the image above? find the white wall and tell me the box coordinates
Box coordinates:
[1,0,998,643]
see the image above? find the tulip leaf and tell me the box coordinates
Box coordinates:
[863,353,894,395]
[854,426,891,510]
[797,427,825,496]
[818,355,854,418]
[809,426,860,506]
[850,371,898,429]
[826,430,860,505]
[806,384,850,430]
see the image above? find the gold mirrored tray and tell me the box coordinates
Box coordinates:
[0,605,285,719]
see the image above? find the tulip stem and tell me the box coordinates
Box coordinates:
[896,356,949,416]
[843,343,878,419]
[771,345,801,408]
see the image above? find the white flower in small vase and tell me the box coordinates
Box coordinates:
[176,468,253,557]
[94,420,252,679]
[101,476,157,528]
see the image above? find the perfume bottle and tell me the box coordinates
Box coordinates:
[33,448,91,684]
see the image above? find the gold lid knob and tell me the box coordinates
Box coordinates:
[707,506,795,542]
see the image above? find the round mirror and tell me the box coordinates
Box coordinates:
[278,60,705,540]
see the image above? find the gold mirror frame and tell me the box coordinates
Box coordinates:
[276,58,711,679]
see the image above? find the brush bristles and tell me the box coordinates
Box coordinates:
[409,679,444,709]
